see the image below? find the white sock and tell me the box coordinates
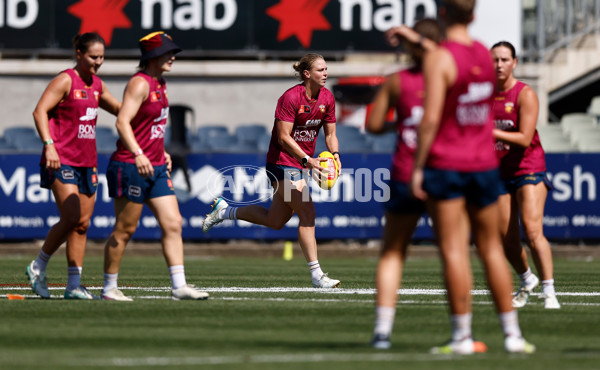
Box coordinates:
[33,250,51,272]
[218,206,236,220]
[542,279,556,296]
[66,266,82,290]
[519,267,533,282]
[103,273,119,293]
[169,265,187,290]
[374,306,396,336]
[227,207,237,220]
[499,310,522,338]
[308,260,323,281]
[451,313,472,342]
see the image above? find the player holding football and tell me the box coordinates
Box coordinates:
[202,53,342,289]
[366,19,446,349]
[410,0,535,354]
[26,32,121,299]
[491,40,560,309]
[101,32,208,301]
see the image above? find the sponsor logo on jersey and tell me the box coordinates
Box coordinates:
[153,107,169,123]
[91,174,98,184]
[150,123,167,139]
[74,90,88,99]
[150,91,162,102]
[167,179,173,189]
[79,107,98,122]
[298,105,311,113]
[128,185,142,197]
[504,102,515,114]
[61,169,75,180]
[94,91,100,102]
[293,129,317,142]
[458,82,493,104]
[319,104,326,113]
[77,124,96,139]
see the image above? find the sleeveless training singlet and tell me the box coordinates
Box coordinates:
[426,41,498,172]
[111,71,168,166]
[493,80,546,179]
[266,84,336,168]
[392,66,424,183]
[42,68,102,167]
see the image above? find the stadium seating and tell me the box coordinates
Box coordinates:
[235,124,268,145]
[560,113,597,134]
[95,126,118,154]
[587,95,600,120]
[366,132,397,153]
[576,135,600,152]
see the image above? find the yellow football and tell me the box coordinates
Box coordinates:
[313,151,339,190]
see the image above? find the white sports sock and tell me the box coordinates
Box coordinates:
[374,306,396,336]
[451,313,472,342]
[103,273,119,293]
[542,279,556,296]
[33,250,51,272]
[499,310,522,338]
[308,260,323,281]
[66,266,82,290]
[169,265,187,290]
[519,267,533,282]
[227,207,237,220]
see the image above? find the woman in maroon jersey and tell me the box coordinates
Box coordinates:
[202,53,342,289]
[101,32,208,301]
[492,41,560,309]
[26,32,121,300]
[411,0,534,354]
[365,19,444,349]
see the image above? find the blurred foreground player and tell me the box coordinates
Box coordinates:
[410,0,535,354]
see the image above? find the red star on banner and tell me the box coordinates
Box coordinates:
[67,0,132,46]
[266,0,331,49]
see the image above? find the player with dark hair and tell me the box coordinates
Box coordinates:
[26,32,121,299]
[411,0,535,354]
[366,19,446,349]
[491,40,560,309]
[101,32,208,301]
[202,53,341,288]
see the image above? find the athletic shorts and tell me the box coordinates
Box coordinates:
[106,161,174,203]
[423,168,500,208]
[265,163,310,185]
[40,164,98,194]
[499,172,552,195]
[384,179,426,215]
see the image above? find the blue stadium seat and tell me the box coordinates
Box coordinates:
[257,133,272,153]
[4,126,39,148]
[205,133,239,151]
[235,124,268,145]
[367,132,397,153]
[13,135,42,152]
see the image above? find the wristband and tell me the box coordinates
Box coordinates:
[43,139,54,146]
[133,148,144,157]
[332,151,340,157]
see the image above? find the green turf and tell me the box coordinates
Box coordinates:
[1,254,599,369]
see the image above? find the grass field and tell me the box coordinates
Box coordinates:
[1,252,599,369]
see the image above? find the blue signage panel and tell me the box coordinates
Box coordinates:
[0,153,598,241]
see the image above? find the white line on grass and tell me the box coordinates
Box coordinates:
[80,352,451,367]
[3,286,600,296]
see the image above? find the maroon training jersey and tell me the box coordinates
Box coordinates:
[493,80,546,178]
[111,72,168,166]
[41,68,102,167]
[392,67,424,183]
[266,84,336,168]
[426,41,498,172]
